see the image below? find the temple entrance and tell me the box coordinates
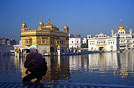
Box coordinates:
[50,47,55,52]
[99,47,104,51]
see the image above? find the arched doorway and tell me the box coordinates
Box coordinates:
[50,47,55,55]
[99,47,104,51]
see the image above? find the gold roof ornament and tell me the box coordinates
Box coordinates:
[38,20,44,30]
[111,28,114,33]
[21,21,27,29]
[62,25,69,33]
[63,25,69,30]
[43,19,59,31]
[118,24,125,29]
[22,21,25,24]
[57,26,59,29]
[39,20,44,25]
[48,19,50,24]
[44,19,54,27]
[39,20,44,27]
[118,19,125,32]
[129,28,132,33]
[129,28,132,31]
[22,21,26,26]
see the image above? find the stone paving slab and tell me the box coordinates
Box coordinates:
[0,82,133,88]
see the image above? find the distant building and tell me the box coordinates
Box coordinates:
[0,37,16,45]
[69,34,81,52]
[0,37,16,56]
[0,37,9,45]
[81,37,88,50]
[87,33,120,51]
[82,37,88,44]
[20,19,69,55]
[10,39,17,45]
[0,45,13,56]
[111,22,134,50]
[87,21,134,51]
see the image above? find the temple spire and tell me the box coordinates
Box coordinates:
[120,19,123,25]
[111,28,114,35]
[29,20,30,29]
[48,19,50,24]
[23,21,25,24]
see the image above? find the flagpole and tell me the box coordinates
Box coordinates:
[29,20,30,29]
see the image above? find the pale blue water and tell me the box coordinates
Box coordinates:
[0,52,134,86]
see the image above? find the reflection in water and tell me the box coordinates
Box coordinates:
[0,52,134,86]
[88,53,118,72]
[69,55,82,71]
[22,56,70,82]
[0,56,22,82]
[68,52,134,85]
[45,56,70,82]
[119,52,134,79]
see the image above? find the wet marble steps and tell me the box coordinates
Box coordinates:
[0,82,133,88]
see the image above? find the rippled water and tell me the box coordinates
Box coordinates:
[0,52,134,86]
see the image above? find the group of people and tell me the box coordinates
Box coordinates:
[23,45,47,83]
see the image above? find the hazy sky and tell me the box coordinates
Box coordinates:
[0,0,134,41]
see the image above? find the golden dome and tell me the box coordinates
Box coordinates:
[57,26,59,29]
[21,21,27,30]
[129,28,132,32]
[62,25,69,30]
[22,21,26,25]
[118,24,125,32]
[22,21,25,24]
[21,21,27,27]
[111,28,114,33]
[44,19,54,27]
[38,20,44,30]
[118,24,125,29]
[45,24,53,27]
[39,20,44,25]
[62,25,69,33]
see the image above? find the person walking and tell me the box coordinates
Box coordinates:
[23,45,47,83]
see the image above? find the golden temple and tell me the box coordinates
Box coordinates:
[20,19,69,55]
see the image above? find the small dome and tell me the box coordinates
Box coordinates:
[39,20,44,25]
[129,28,132,32]
[22,21,25,24]
[118,24,125,31]
[57,26,59,29]
[63,25,69,30]
[22,21,26,26]
[45,24,53,26]
[118,24,125,29]
[44,19,54,27]
[21,21,27,28]
[111,28,114,33]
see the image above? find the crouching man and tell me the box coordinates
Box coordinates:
[23,45,47,83]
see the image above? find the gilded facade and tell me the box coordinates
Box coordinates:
[20,19,69,55]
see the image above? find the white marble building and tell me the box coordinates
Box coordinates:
[111,23,134,50]
[69,34,81,52]
[87,33,120,51]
